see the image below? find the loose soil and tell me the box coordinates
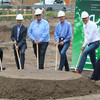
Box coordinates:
[0,14,100,100]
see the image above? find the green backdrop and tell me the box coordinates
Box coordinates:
[71,0,100,70]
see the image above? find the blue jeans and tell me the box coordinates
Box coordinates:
[58,41,70,71]
[78,41,99,72]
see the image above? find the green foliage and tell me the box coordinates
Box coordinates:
[46,12,57,16]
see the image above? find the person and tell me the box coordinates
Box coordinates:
[88,58,100,80]
[0,48,5,70]
[54,10,72,71]
[28,8,50,69]
[74,11,100,74]
[0,48,3,63]
[11,14,27,69]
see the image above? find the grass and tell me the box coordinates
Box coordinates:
[46,12,74,17]
[46,12,57,16]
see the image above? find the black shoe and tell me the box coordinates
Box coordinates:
[88,76,100,81]
[97,78,100,80]
[58,68,62,71]
[65,70,69,72]
[39,68,44,69]
[0,67,6,71]
[88,76,94,80]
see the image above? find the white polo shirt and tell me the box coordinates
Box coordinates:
[82,20,100,47]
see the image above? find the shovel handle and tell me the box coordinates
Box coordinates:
[55,44,58,70]
[36,44,39,69]
[15,44,22,69]
[75,50,82,71]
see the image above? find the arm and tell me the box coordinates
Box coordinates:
[11,26,16,42]
[54,24,59,42]
[28,23,35,43]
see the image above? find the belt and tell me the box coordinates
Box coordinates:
[59,37,65,42]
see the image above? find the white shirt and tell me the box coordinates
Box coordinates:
[82,20,100,47]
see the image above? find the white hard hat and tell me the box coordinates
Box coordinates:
[81,11,89,18]
[35,8,42,15]
[16,14,23,20]
[57,10,65,17]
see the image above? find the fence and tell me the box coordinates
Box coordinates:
[32,4,75,12]
[0,8,34,18]
[0,4,75,19]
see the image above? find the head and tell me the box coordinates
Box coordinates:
[35,8,42,22]
[81,11,89,24]
[58,10,65,23]
[16,14,23,26]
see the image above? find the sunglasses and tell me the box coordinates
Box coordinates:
[36,14,41,17]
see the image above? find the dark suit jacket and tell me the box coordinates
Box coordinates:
[11,24,27,49]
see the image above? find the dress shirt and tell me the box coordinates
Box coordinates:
[83,20,100,47]
[54,20,72,43]
[28,19,50,43]
[17,24,22,41]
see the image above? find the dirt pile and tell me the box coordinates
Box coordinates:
[0,76,99,99]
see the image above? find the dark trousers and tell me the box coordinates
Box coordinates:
[58,41,70,71]
[14,45,26,69]
[0,48,3,62]
[33,42,48,69]
[91,58,100,80]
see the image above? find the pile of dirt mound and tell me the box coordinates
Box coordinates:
[0,75,99,99]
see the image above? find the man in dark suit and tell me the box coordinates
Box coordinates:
[0,48,3,63]
[11,14,27,69]
[88,58,100,80]
[0,48,4,71]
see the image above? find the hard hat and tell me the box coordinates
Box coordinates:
[81,11,89,18]
[16,14,23,20]
[57,10,65,17]
[35,8,42,15]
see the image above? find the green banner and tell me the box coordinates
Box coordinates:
[71,0,100,70]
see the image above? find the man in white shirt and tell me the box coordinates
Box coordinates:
[75,11,100,74]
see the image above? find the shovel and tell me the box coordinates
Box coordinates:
[55,44,58,70]
[75,50,82,71]
[36,44,39,69]
[15,44,22,70]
